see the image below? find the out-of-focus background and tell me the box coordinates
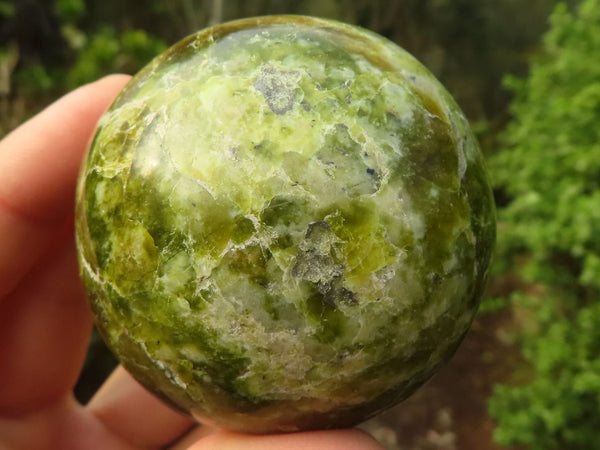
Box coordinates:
[2,1,599,448]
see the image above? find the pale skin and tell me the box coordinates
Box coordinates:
[0,75,385,450]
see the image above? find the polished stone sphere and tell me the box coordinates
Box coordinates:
[75,15,495,433]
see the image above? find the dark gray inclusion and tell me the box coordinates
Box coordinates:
[291,221,357,307]
[253,64,298,115]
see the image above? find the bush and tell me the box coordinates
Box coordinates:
[67,27,166,89]
[488,0,600,447]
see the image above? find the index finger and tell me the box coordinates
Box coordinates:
[0,75,130,298]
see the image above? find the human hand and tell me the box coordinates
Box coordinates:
[0,76,385,450]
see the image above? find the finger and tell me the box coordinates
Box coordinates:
[0,75,129,413]
[0,222,92,413]
[0,74,131,298]
[169,425,215,450]
[187,428,385,450]
[87,366,196,448]
[0,396,137,450]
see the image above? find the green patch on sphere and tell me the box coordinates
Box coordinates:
[76,15,495,434]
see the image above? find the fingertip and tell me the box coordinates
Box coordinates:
[86,74,132,92]
[187,428,385,450]
[87,366,196,448]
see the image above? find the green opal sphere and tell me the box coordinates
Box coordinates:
[76,15,495,433]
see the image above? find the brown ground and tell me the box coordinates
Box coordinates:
[360,310,524,450]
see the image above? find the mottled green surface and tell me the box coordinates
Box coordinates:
[76,15,495,433]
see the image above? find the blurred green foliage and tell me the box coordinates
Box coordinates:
[66,27,166,88]
[1,0,571,134]
[55,0,86,23]
[488,0,600,447]
[13,64,55,94]
[0,1,15,18]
